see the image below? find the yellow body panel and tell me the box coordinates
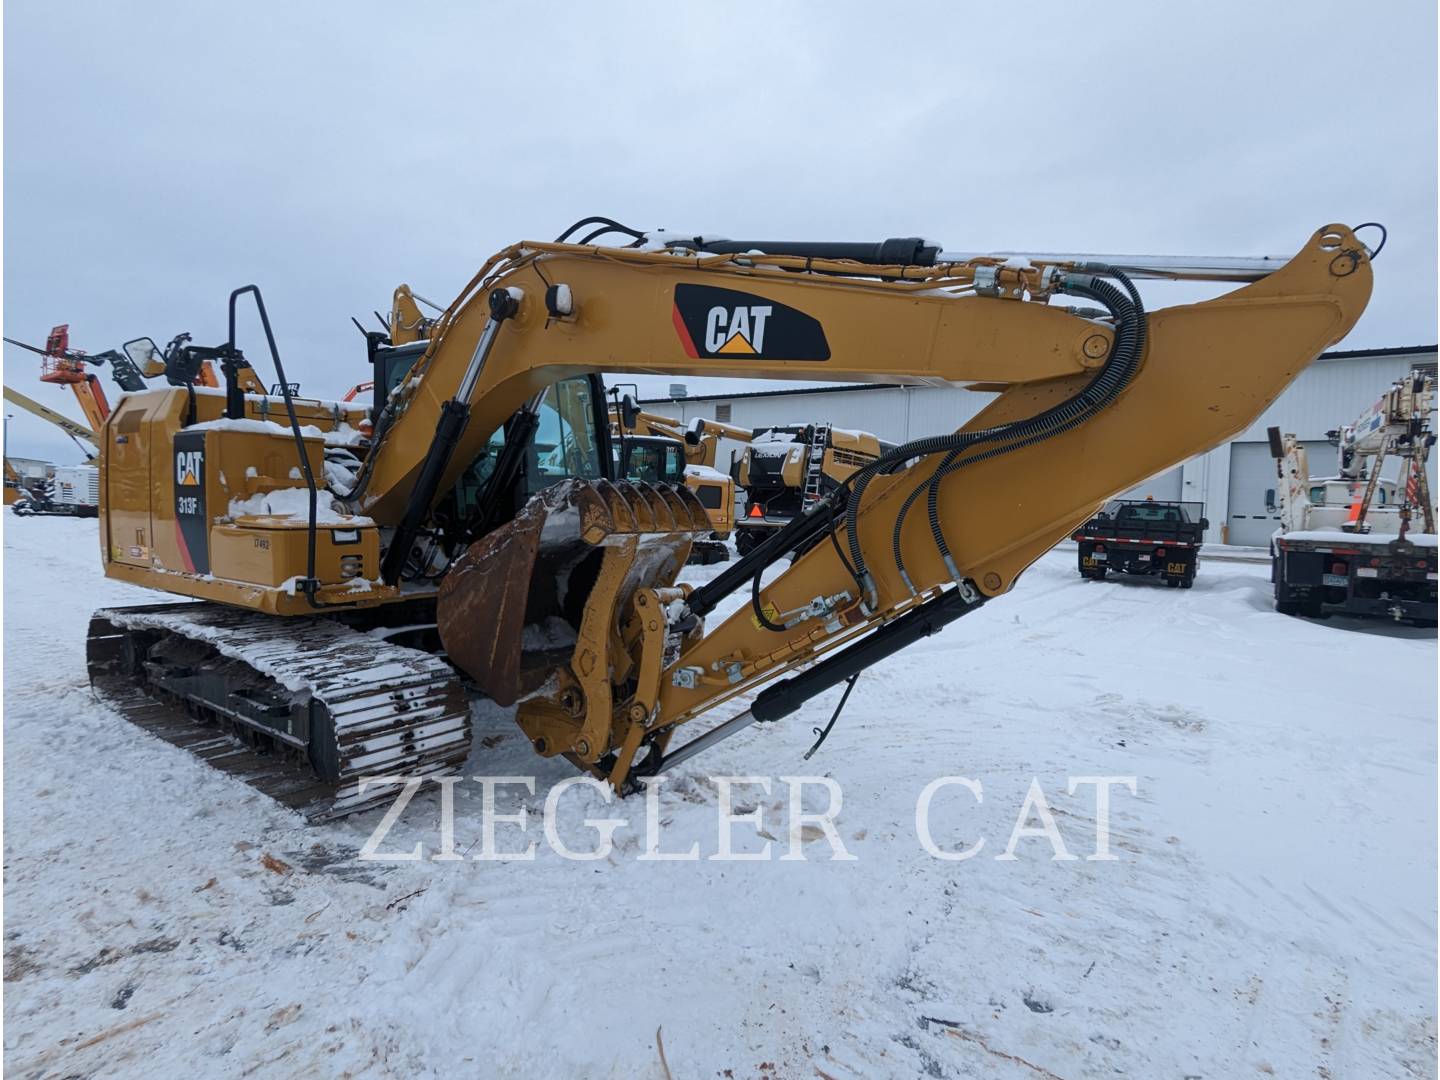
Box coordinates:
[98,388,388,612]
[693,475,734,536]
[209,521,378,588]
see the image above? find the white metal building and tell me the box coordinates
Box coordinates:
[641,345,1437,546]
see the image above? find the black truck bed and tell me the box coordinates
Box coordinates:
[1074,499,1208,586]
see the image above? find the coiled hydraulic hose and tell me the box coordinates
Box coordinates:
[843,268,1148,607]
[679,266,1150,628]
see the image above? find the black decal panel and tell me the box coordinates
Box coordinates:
[672,284,829,361]
[173,432,209,574]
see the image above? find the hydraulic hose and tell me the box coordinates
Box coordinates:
[920,273,1146,584]
[688,267,1148,623]
[842,269,1147,604]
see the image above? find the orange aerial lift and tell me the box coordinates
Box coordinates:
[4,324,223,429]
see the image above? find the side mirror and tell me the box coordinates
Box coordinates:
[1200,517,1210,530]
[620,393,639,430]
[1264,489,1276,513]
[122,337,166,378]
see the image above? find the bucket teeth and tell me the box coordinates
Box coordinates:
[574,479,710,542]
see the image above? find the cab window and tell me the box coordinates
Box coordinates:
[617,439,686,485]
[529,378,602,489]
[448,376,603,521]
[626,443,665,483]
[663,443,684,483]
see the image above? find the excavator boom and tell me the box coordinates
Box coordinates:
[610,400,755,469]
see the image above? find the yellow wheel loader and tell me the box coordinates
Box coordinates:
[83,219,1377,818]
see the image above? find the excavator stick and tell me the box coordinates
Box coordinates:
[438,478,712,711]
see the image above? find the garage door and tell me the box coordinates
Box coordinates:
[1227,440,1333,547]
[1119,467,1181,502]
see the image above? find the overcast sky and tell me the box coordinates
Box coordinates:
[4,1,1435,462]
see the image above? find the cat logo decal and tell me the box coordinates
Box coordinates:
[671,284,829,362]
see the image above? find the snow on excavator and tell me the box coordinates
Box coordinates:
[81,219,1377,819]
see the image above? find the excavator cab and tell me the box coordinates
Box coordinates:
[367,339,426,418]
[615,435,686,486]
[437,373,710,723]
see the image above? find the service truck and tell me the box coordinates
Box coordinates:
[1269,369,1436,624]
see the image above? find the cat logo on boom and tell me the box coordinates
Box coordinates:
[672,284,830,362]
[705,303,772,355]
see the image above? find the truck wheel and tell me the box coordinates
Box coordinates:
[1276,593,1321,617]
[1275,577,1302,615]
[1179,578,1193,589]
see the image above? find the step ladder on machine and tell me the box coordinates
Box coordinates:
[802,424,830,510]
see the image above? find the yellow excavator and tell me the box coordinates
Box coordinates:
[608,393,751,562]
[83,219,1377,819]
[734,423,890,555]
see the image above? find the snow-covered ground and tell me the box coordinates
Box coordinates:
[4,516,1435,1078]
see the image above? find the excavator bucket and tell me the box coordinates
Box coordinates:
[438,478,712,706]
